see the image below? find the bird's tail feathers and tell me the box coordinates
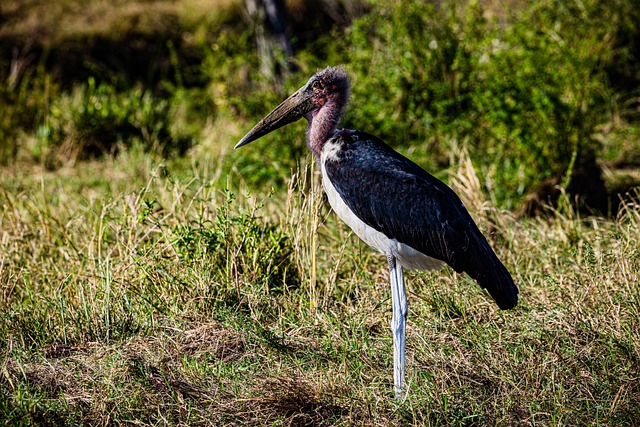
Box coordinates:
[476,256,518,310]
[462,232,518,310]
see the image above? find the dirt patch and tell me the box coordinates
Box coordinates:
[220,376,350,427]
[178,323,249,363]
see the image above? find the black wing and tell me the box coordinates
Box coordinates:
[324,131,518,309]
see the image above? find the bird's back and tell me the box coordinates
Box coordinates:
[322,130,518,309]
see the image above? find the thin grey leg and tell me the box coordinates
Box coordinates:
[388,255,407,399]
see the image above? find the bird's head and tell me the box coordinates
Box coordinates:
[235,66,350,149]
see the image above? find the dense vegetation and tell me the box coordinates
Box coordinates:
[1,0,639,425]
[2,0,639,208]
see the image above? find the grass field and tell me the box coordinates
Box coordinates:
[1,141,639,425]
[2,0,640,425]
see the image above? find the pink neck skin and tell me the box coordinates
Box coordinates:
[305,93,348,158]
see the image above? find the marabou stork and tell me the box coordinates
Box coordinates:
[236,67,518,398]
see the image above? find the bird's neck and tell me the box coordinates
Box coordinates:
[305,94,347,157]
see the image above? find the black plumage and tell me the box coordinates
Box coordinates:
[324,130,518,309]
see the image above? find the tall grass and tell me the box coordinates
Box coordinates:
[1,146,638,425]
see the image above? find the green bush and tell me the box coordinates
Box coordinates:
[39,77,195,166]
[468,1,613,203]
[171,191,299,296]
[313,0,625,207]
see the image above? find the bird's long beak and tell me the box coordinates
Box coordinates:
[235,85,316,149]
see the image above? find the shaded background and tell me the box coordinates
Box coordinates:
[1,0,639,213]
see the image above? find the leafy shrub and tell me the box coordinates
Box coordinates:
[468,1,613,206]
[314,0,624,207]
[39,77,195,166]
[171,191,299,296]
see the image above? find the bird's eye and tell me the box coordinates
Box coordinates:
[312,80,323,92]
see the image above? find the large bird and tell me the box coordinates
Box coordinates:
[235,66,518,398]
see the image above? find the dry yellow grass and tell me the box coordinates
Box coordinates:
[1,141,638,425]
